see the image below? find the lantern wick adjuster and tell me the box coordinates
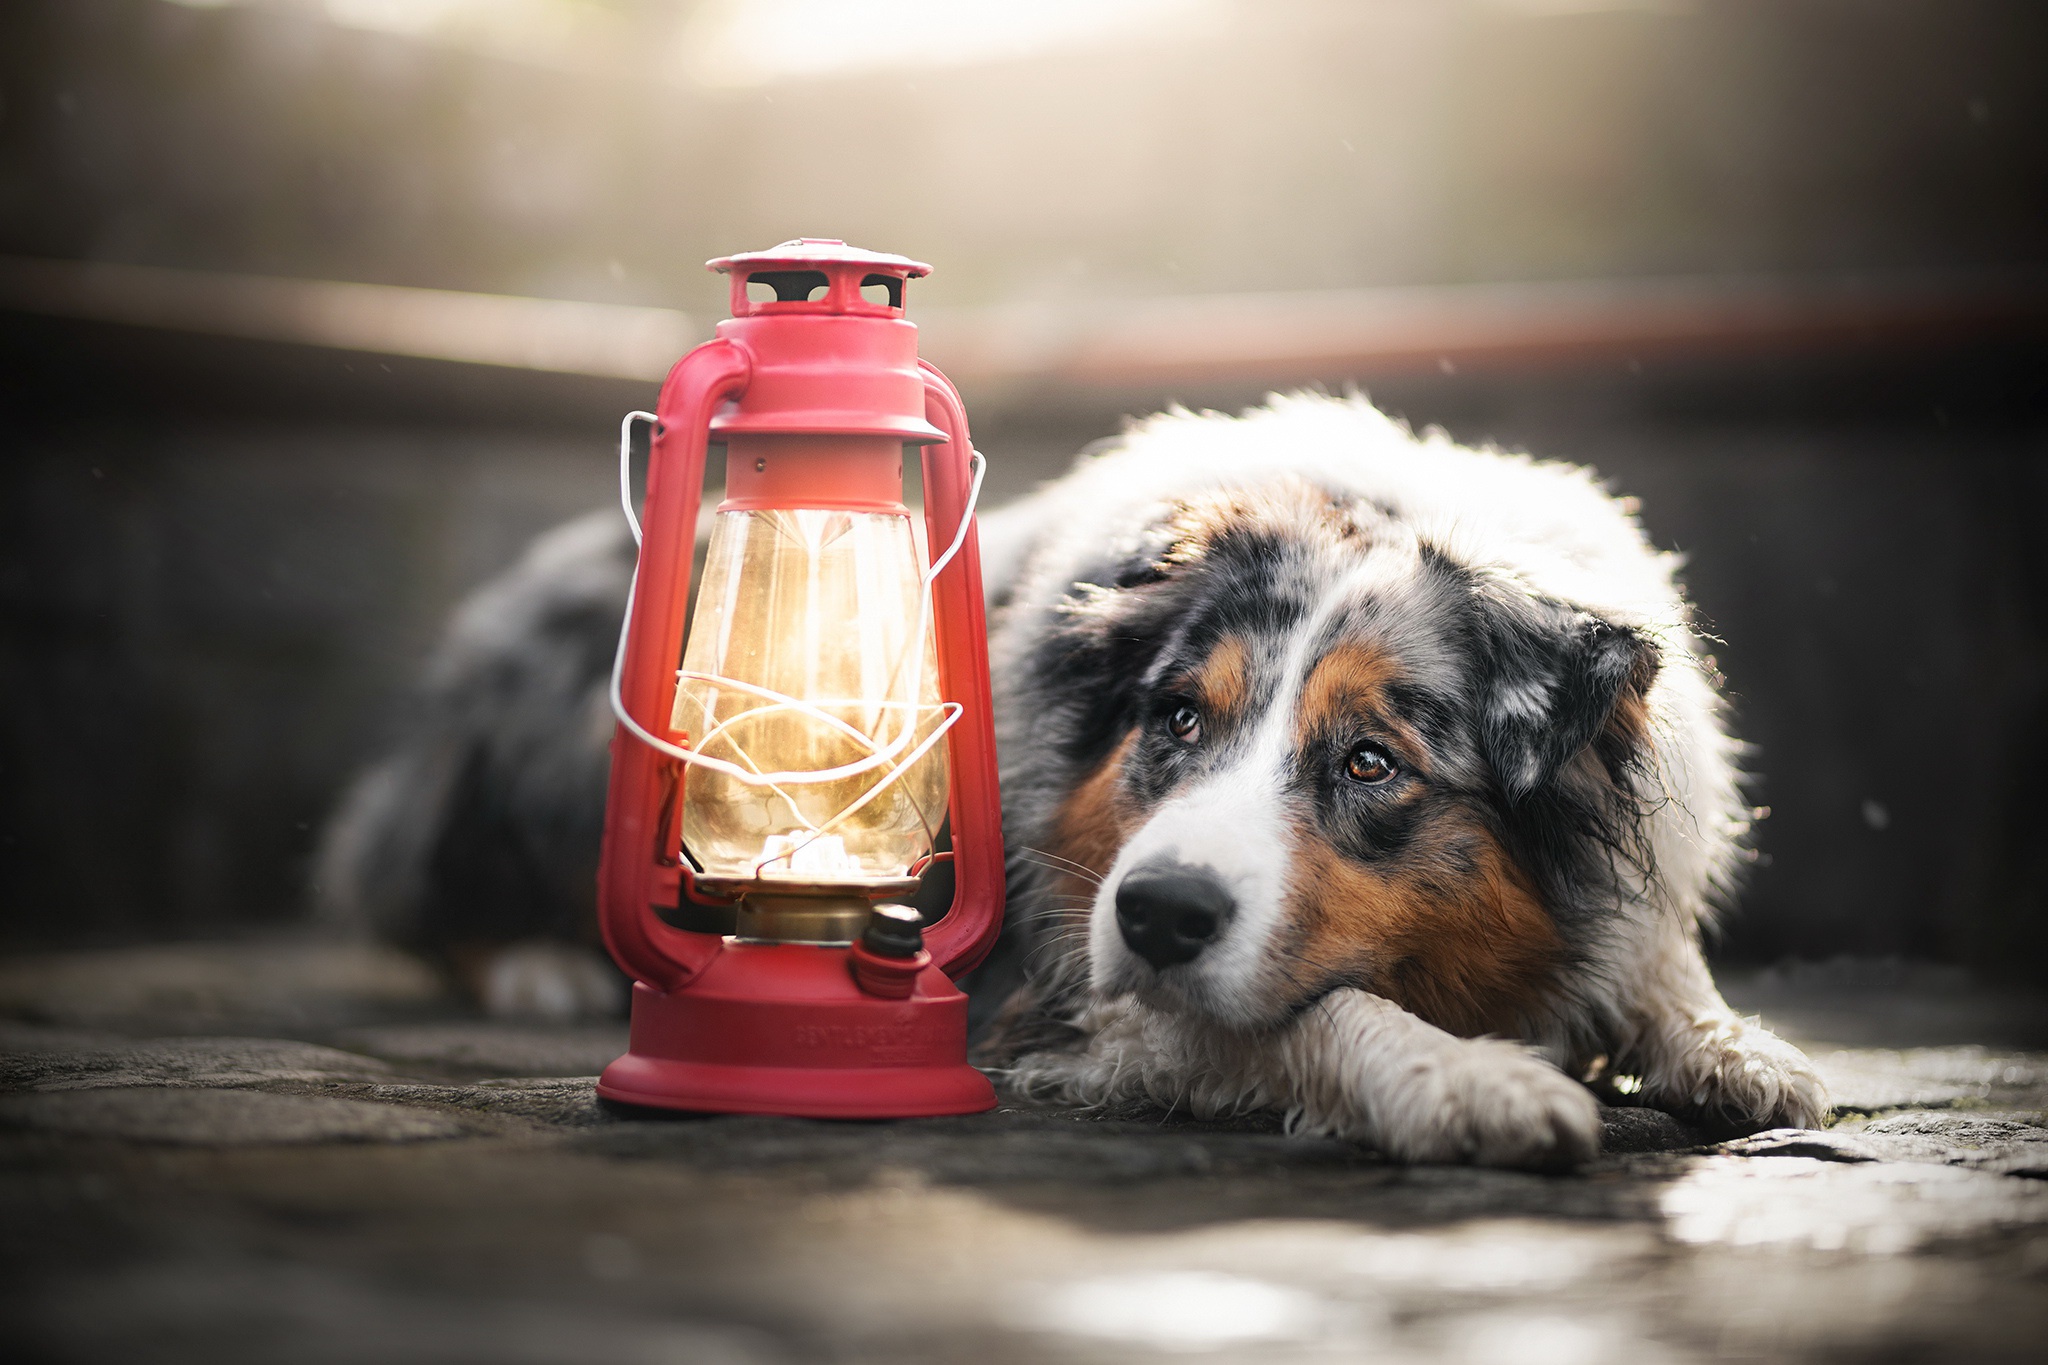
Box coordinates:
[848,904,931,999]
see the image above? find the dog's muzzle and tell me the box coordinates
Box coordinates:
[1114,862,1236,969]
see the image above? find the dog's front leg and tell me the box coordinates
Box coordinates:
[1605,919,1828,1134]
[1278,989,1601,1169]
[1004,997,1295,1120]
[1008,990,1600,1169]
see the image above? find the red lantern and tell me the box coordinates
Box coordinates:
[594,240,1003,1118]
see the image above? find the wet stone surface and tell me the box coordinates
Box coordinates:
[331,1022,633,1080]
[0,1087,467,1146]
[1,943,2044,1364]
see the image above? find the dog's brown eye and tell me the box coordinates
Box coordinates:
[1346,743,1397,784]
[1167,704,1202,742]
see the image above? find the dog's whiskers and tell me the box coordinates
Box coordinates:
[1007,904,1091,928]
[1022,929,1089,976]
[1017,847,1105,886]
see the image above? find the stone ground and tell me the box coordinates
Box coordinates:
[1,942,2044,1364]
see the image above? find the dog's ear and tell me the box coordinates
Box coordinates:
[1030,482,1337,770]
[1472,587,1660,802]
[1022,505,1225,768]
[1028,543,1189,761]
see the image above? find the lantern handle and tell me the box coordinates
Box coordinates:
[597,337,751,992]
[618,409,656,546]
[916,361,1007,980]
[922,447,985,585]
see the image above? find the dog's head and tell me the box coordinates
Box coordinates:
[1025,477,1660,1036]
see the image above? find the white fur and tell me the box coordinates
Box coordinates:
[1009,992,1602,1169]
[480,942,623,1022]
[1089,526,1448,1032]
[1090,724,1294,1030]
[984,393,1826,1166]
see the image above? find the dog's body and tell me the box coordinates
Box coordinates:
[972,394,1823,1166]
[318,393,1825,1166]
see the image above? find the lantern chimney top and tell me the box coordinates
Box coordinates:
[709,239,930,319]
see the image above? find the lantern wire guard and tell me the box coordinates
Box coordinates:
[607,409,984,891]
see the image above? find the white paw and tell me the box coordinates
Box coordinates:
[480,942,623,1021]
[1310,1038,1603,1171]
[1648,1017,1830,1131]
[1005,1047,1119,1107]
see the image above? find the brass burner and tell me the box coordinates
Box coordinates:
[692,876,920,945]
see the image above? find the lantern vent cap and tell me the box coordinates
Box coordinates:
[708,239,931,279]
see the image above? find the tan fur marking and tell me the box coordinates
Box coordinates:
[1285,638,1557,1032]
[1190,635,1252,722]
[1160,478,1360,569]
[976,732,1143,1065]
[1292,641,1413,757]
[1601,687,1653,776]
[1288,820,1560,1037]
[1610,689,1650,743]
[1046,729,1141,896]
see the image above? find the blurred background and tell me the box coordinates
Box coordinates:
[1,0,2044,989]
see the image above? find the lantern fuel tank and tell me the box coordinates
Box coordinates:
[594,240,1003,1118]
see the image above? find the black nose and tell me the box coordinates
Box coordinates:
[1114,865,1235,969]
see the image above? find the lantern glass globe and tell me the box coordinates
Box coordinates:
[673,507,950,882]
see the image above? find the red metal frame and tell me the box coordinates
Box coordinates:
[594,241,1002,1118]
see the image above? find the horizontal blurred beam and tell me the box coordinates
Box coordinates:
[4,255,2042,411]
[918,273,2048,403]
[0,256,697,383]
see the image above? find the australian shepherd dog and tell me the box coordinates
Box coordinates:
[319,392,1827,1169]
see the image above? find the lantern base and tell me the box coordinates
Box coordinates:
[596,940,995,1119]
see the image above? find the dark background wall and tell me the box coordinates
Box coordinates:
[2,0,2044,983]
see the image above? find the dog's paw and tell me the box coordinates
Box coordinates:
[1648,1016,1830,1134]
[1004,1046,1120,1107]
[480,942,623,1021]
[1310,1037,1602,1171]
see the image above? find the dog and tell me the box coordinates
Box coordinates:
[317,392,1827,1167]
[971,393,1826,1167]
